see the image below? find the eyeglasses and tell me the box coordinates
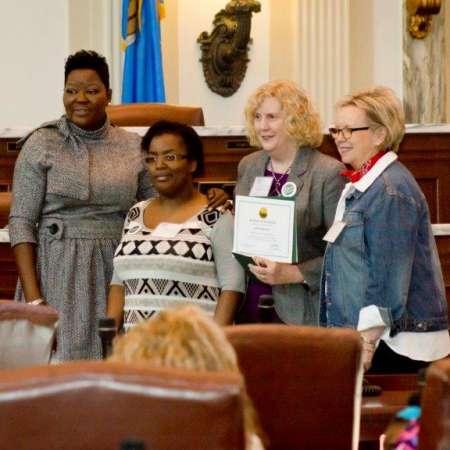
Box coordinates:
[328,126,370,140]
[144,153,188,164]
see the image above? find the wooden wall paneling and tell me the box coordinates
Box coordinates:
[0,244,17,299]
[436,236,450,323]
[200,137,255,181]
[0,139,18,192]
[399,133,450,223]
[1,131,450,306]
[416,177,439,223]
[402,157,446,223]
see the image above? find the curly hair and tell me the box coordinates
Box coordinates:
[245,79,323,149]
[336,85,405,153]
[110,306,264,449]
[64,50,110,90]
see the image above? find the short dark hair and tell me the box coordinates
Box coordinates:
[141,121,204,177]
[64,50,110,90]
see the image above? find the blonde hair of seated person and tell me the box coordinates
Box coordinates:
[110,306,265,450]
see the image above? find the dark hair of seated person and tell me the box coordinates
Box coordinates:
[64,49,110,90]
[141,120,205,177]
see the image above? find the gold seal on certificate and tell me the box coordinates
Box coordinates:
[281,181,297,198]
[233,195,298,264]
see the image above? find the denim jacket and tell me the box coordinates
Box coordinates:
[320,158,448,336]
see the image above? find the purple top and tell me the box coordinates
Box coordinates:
[236,169,289,323]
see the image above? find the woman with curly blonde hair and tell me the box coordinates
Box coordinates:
[235,80,345,325]
[110,305,265,450]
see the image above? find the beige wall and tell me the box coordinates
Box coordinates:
[349,0,373,92]
[68,0,107,53]
[0,0,69,127]
[269,0,298,81]
[68,0,122,103]
[1,0,448,127]
[349,0,403,97]
[372,0,403,97]
[160,0,179,103]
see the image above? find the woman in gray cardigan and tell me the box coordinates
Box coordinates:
[235,80,345,325]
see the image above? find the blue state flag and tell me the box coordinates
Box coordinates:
[122,0,166,103]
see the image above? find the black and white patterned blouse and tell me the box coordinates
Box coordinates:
[111,200,245,331]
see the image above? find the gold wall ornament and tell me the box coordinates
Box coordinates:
[197,0,261,97]
[406,0,441,39]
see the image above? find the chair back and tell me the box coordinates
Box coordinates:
[106,103,205,127]
[419,359,450,450]
[0,300,58,368]
[225,324,363,450]
[0,361,245,450]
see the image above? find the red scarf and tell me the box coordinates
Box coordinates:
[341,151,385,183]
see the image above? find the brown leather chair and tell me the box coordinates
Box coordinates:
[106,103,205,127]
[419,358,450,450]
[0,300,58,368]
[0,361,245,450]
[225,324,363,450]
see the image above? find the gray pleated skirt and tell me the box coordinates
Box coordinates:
[16,231,119,361]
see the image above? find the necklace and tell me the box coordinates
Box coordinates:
[269,159,291,195]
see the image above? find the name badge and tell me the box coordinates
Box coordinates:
[127,221,142,235]
[249,176,272,197]
[281,181,297,198]
[152,222,183,238]
[323,221,346,243]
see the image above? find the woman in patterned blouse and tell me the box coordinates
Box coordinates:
[107,121,245,331]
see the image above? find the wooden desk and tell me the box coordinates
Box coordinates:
[360,374,418,450]
[0,238,15,299]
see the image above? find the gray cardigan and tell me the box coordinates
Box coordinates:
[235,146,346,325]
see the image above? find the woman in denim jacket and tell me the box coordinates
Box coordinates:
[320,86,449,373]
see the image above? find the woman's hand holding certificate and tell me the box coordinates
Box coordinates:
[248,256,304,285]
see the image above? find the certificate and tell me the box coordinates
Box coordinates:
[233,195,297,264]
